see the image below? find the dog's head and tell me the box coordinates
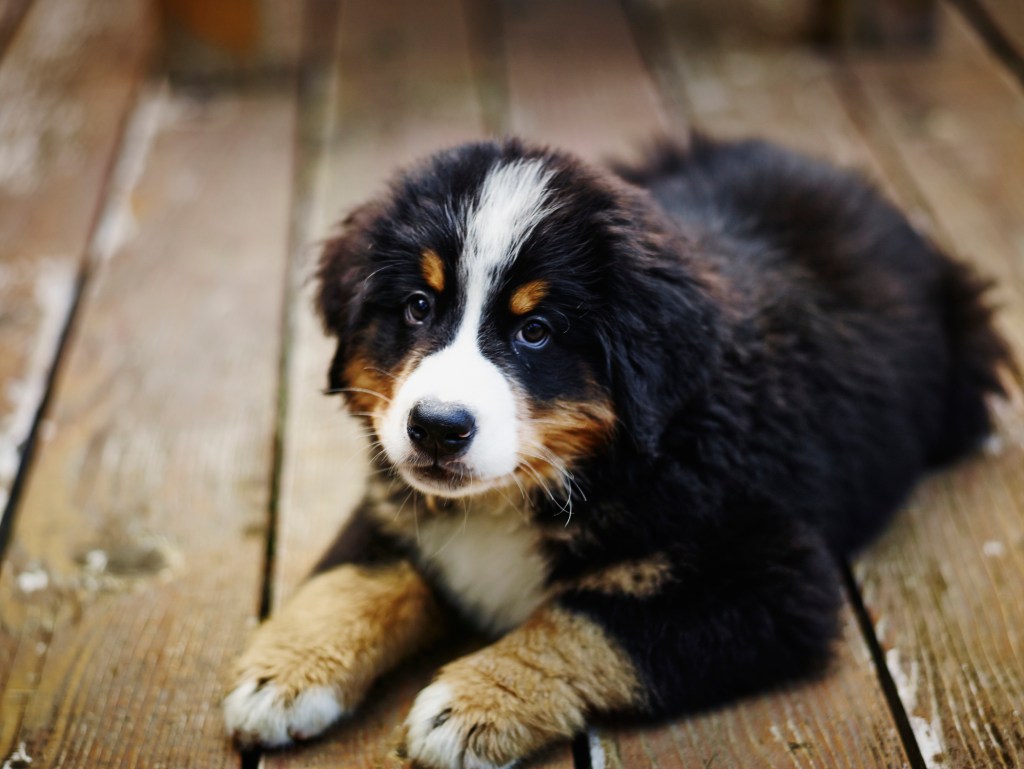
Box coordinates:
[317,140,719,499]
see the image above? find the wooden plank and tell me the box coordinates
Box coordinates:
[503,0,671,160]
[501,0,910,765]
[0,0,153,525]
[840,5,1024,767]
[0,87,296,766]
[976,0,1024,59]
[260,1,570,767]
[0,0,31,62]
[595,619,908,769]
[157,0,304,83]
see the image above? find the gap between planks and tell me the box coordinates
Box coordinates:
[0,86,299,767]
[0,0,155,547]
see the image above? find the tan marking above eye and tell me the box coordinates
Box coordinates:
[509,279,549,315]
[421,249,445,293]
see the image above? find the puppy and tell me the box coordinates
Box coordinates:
[223,135,1010,768]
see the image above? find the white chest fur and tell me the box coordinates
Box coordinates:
[414,499,550,635]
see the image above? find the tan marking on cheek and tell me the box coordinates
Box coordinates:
[509,279,549,315]
[403,607,641,765]
[518,397,615,489]
[566,553,673,597]
[421,248,445,293]
[228,562,444,718]
[342,353,397,417]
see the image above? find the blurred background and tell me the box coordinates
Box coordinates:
[1,1,1022,768]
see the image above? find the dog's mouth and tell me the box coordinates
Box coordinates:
[400,458,508,498]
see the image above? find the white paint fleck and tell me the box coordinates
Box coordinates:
[588,729,606,769]
[874,616,889,644]
[982,540,1005,558]
[90,88,166,262]
[887,648,919,711]
[84,549,108,573]
[0,261,76,521]
[16,566,48,593]
[888,648,947,768]
[910,715,946,768]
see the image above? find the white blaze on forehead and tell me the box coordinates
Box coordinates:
[460,158,557,329]
[379,158,556,495]
[463,158,556,282]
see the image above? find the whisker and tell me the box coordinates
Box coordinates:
[323,386,392,403]
[517,444,580,525]
[394,489,416,522]
[433,501,469,557]
[518,461,558,504]
[365,366,398,382]
[413,494,421,545]
[495,484,530,523]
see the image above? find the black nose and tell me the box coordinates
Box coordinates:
[407,399,477,458]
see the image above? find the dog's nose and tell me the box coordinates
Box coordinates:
[407,399,476,457]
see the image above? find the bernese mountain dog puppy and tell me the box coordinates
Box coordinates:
[223,135,1010,768]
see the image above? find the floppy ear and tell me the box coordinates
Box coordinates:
[600,226,723,458]
[315,203,380,390]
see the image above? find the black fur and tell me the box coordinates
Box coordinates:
[316,135,1010,726]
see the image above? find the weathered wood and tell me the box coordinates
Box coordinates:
[596,618,909,769]
[842,6,1024,767]
[0,88,296,766]
[976,0,1024,59]
[815,0,940,48]
[0,0,153,525]
[262,0,551,766]
[156,0,304,84]
[509,0,910,765]
[503,0,671,160]
[0,0,31,62]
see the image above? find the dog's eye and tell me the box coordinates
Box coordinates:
[516,318,551,349]
[404,292,433,325]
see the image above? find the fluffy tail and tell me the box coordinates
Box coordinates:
[929,259,1016,466]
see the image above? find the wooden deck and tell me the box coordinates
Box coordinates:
[1,0,1022,767]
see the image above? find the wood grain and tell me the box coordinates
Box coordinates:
[0,0,153,521]
[0,0,31,63]
[0,89,296,766]
[504,0,910,765]
[596,615,907,769]
[976,0,1024,59]
[843,6,1024,767]
[502,0,671,160]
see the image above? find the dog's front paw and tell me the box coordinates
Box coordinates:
[223,677,348,748]
[401,609,639,768]
[223,563,444,749]
[403,679,531,769]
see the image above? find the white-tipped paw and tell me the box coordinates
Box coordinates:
[404,681,520,769]
[223,678,347,748]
